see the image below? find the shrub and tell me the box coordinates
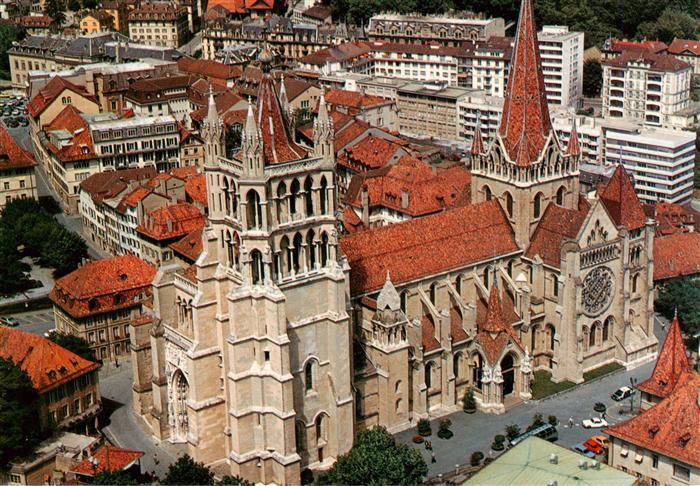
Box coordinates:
[491,434,506,451]
[437,419,453,439]
[463,387,476,413]
[527,413,545,431]
[483,457,494,465]
[412,434,424,444]
[594,402,607,413]
[505,424,521,441]
[470,451,484,466]
[548,415,558,427]
[417,418,432,436]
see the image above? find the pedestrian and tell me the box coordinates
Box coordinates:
[602,411,606,420]
[568,417,574,428]
[431,452,436,464]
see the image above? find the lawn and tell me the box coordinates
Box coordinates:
[583,362,624,382]
[531,370,576,400]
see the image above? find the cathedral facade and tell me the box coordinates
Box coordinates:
[130,0,658,483]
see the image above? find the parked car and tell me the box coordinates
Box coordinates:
[611,386,635,401]
[583,438,605,454]
[588,435,609,449]
[0,316,20,327]
[572,444,596,458]
[582,417,608,429]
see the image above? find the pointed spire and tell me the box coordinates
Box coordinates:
[638,315,690,398]
[498,0,552,164]
[598,164,646,230]
[514,133,532,167]
[481,285,508,334]
[565,115,581,157]
[317,89,330,126]
[471,118,485,155]
[377,271,401,311]
[244,96,257,136]
[206,84,218,127]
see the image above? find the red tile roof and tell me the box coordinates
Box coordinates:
[185,174,207,208]
[169,226,203,263]
[44,105,96,162]
[607,371,700,468]
[653,232,700,281]
[475,286,523,364]
[50,255,156,318]
[0,123,36,170]
[297,110,355,144]
[525,196,591,267]
[300,42,372,66]
[340,200,519,295]
[598,164,647,231]
[177,57,242,81]
[603,50,690,73]
[191,89,244,124]
[608,39,668,55]
[28,76,97,118]
[647,201,696,236]
[342,207,364,233]
[422,315,441,352]
[345,156,471,217]
[668,38,700,57]
[638,316,690,399]
[73,445,144,476]
[471,124,485,155]
[117,186,151,212]
[334,117,373,151]
[249,74,308,165]
[338,135,405,172]
[324,89,392,114]
[137,203,205,241]
[0,327,99,392]
[450,306,469,343]
[565,120,581,157]
[170,165,199,180]
[498,0,552,165]
[79,167,156,204]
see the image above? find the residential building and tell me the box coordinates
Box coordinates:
[602,51,692,126]
[396,82,470,140]
[367,13,505,46]
[467,436,636,484]
[128,3,190,48]
[607,342,698,484]
[0,124,38,208]
[601,38,668,60]
[80,10,115,34]
[50,255,156,362]
[457,92,504,148]
[15,16,53,36]
[667,38,700,75]
[72,445,144,483]
[8,33,183,89]
[124,74,196,120]
[343,156,471,228]
[1,433,98,486]
[136,202,205,265]
[176,57,242,87]
[462,36,512,96]
[0,327,101,430]
[323,89,397,130]
[129,1,661,482]
[180,128,206,170]
[537,26,584,107]
[277,76,321,124]
[102,0,137,32]
[205,0,279,19]
[27,76,100,129]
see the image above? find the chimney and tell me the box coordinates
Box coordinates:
[361,185,369,226]
[167,219,173,233]
[400,190,408,209]
[158,177,167,195]
[549,453,558,465]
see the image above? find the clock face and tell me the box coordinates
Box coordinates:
[582,266,615,317]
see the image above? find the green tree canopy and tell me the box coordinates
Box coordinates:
[49,333,95,362]
[163,454,215,485]
[44,0,66,28]
[0,357,42,470]
[92,470,138,485]
[220,475,253,485]
[316,426,428,485]
[637,8,698,43]
[0,23,19,79]
[656,276,700,338]
[583,59,603,97]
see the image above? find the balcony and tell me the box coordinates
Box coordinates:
[610,80,624,88]
[646,104,660,112]
[646,94,661,102]
[610,89,624,98]
[610,69,625,78]
[647,84,661,92]
[610,100,624,108]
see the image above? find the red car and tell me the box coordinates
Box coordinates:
[583,438,605,455]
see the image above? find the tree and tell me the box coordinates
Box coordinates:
[162,454,214,485]
[82,0,99,9]
[437,419,453,439]
[491,434,506,451]
[463,387,476,413]
[417,418,431,436]
[92,470,138,485]
[505,424,521,441]
[317,426,428,485]
[49,333,95,362]
[220,475,253,485]
[637,8,697,43]
[0,23,19,80]
[67,0,80,11]
[44,0,66,28]
[0,357,42,469]
[548,415,558,426]
[582,59,603,98]
[470,451,484,466]
[0,230,30,295]
[657,276,700,341]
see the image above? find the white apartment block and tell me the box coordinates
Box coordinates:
[551,113,603,163]
[364,42,462,86]
[602,52,692,127]
[537,26,584,107]
[89,114,181,171]
[457,91,503,146]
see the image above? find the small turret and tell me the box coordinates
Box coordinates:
[241,97,264,177]
[201,85,224,168]
[313,91,335,167]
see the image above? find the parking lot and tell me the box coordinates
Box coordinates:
[3,309,56,337]
[0,93,28,129]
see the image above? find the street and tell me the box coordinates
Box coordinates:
[396,315,667,479]
[6,309,56,336]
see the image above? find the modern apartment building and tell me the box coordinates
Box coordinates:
[537,26,584,107]
[457,92,504,147]
[128,3,190,48]
[367,13,505,46]
[396,82,470,140]
[124,74,194,120]
[602,51,692,126]
[50,255,156,362]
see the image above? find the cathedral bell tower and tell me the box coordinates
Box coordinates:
[470,0,580,248]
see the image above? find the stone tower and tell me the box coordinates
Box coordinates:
[470,0,580,248]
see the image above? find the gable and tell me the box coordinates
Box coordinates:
[576,199,620,250]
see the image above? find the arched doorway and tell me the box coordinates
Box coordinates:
[171,370,189,441]
[471,353,484,391]
[501,354,515,396]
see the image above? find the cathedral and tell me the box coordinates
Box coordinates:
[129,0,658,483]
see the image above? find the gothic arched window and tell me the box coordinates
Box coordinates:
[556,186,565,206]
[290,179,300,215]
[505,191,514,218]
[425,362,433,389]
[246,190,262,230]
[319,176,328,214]
[534,192,544,219]
[304,176,314,216]
[305,361,314,391]
[251,249,264,284]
